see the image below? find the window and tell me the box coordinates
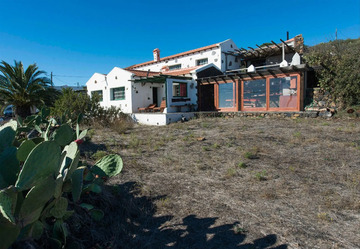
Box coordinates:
[169,64,181,71]
[111,87,125,100]
[269,76,297,108]
[196,58,208,66]
[91,90,103,101]
[243,79,266,108]
[172,82,187,97]
[218,83,235,108]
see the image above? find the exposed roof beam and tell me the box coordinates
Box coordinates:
[280,39,294,51]
[271,41,281,49]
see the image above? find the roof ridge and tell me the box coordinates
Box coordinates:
[125,42,220,70]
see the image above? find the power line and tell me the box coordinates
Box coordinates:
[53,75,89,78]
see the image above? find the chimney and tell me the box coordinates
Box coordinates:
[153,48,160,62]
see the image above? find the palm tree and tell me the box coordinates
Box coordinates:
[0,60,59,118]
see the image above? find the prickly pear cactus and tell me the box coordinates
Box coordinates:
[0,112,124,249]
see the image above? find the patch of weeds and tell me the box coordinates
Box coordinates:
[237,162,247,169]
[317,212,333,222]
[233,224,248,235]
[156,197,170,209]
[254,170,267,181]
[288,165,296,171]
[293,131,302,139]
[321,122,330,126]
[212,143,220,149]
[91,150,108,161]
[202,146,211,151]
[243,151,258,159]
[226,168,237,177]
[129,134,141,148]
[201,122,211,128]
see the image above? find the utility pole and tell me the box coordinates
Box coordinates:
[51,72,53,84]
[335,28,337,40]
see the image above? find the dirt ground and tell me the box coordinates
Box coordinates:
[81,116,360,249]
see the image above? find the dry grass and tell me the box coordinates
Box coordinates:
[81,116,360,248]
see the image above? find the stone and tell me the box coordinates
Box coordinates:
[318,101,326,107]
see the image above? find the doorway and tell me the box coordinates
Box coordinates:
[152,87,158,106]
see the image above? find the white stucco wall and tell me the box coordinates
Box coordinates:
[133,46,222,73]
[86,73,107,108]
[219,39,241,71]
[132,82,166,112]
[105,67,133,113]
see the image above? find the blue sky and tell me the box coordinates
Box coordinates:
[1,0,359,86]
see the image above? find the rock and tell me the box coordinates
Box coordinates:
[319,111,333,118]
[318,101,326,107]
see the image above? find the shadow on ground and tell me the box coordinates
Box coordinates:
[68,181,288,249]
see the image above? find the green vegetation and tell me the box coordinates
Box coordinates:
[52,88,134,133]
[237,162,247,168]
[254,170,267,181]
[51,88,100,120]
[305,38,360,108]
[0,60,60,118]
[0,108,123,249]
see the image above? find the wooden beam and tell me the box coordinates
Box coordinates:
[271,40,281,49]
[280,39,294,51]
[267,69,277,77]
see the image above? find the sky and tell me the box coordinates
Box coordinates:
[1,0,359,86]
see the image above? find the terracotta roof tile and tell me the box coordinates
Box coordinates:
[125,69,161,77]
[125,43,219,69]
[162,66,200,76]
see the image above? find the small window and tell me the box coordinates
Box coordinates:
[172,82,187,97]
[169,64,181,71]
[111,87,125,100]
[91,90,103,102]
[196,58,208,66]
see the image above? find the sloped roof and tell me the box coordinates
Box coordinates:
[125,43,219,70]
[162,66,200,76]
[125,69,161,77]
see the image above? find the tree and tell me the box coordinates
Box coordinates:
[0,60,60,117]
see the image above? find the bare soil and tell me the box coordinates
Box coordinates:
[80,116,360,249]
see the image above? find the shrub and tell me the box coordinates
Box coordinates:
[51,88,100,121]
[304,38,360,108]
[52,89,134,133]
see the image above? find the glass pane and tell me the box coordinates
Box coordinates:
[219,83,234,108]
[243,79,266,108]
[269,76,297,108]
[112,87,125,100]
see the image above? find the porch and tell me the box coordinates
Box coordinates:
[132,75,197,113]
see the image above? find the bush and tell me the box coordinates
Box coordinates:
[51,88,100,120]
[52,89,134,133]
[304,38,360,108]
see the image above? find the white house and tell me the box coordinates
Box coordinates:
[86,39,239,117]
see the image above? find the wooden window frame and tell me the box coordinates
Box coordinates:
[172,82,187,97]
[214,80,238,112]
[240,73,301,112]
